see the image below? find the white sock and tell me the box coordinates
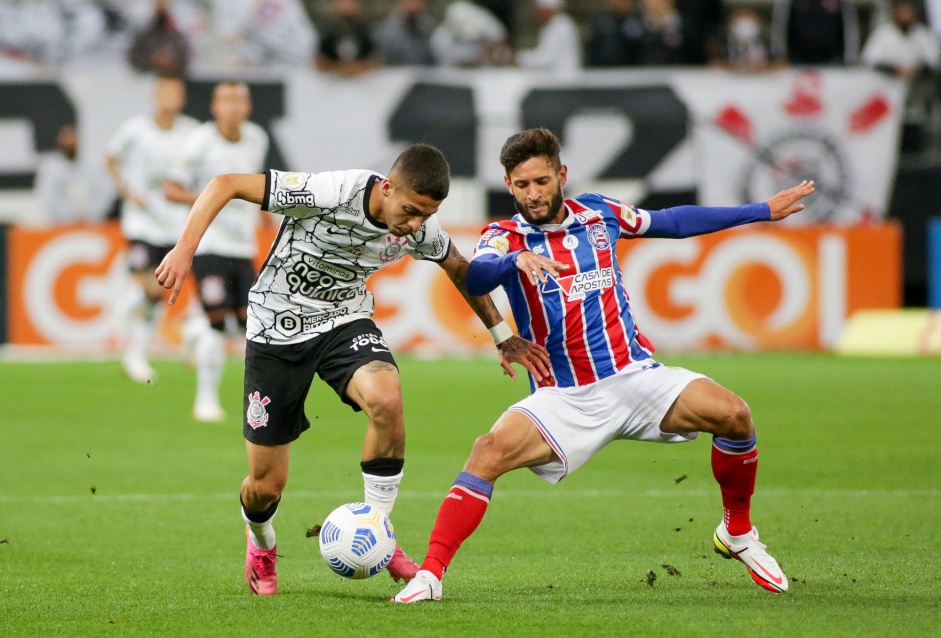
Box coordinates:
[242,504,277,550]
[362,470,403,518]
[126,298,160,362]
[195,328,225,407]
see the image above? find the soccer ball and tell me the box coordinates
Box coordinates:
[318,502,396,579]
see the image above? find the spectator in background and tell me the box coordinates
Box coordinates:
[863,0,940,79]
[862,0,940,152]
[637,0,689,65]
[212,0,317,69]
[316,0,380,77]
[475,0,517,38]
[715,6,776,72]
[516,0,582,72]
[585,0,647,67]
[0,0,115,65]
[430,0,512,67]
[771,0,859,65]
[375,0,436,66]
[675,0,725,64]
[35,124,113,225]
[128,0,190,76]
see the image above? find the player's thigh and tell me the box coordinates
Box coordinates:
[659,377,753,437]
[465,410,557,482]
[243,339,319,446]
[317,319,401,418]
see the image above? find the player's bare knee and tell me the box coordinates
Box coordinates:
[360,392,403,429]
[716,395,753,439]
[249,476,286,503]
[467,432,514,477]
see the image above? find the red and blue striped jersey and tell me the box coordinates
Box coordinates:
[474,193,658,391]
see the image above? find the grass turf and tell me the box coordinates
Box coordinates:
[1,353,939,636]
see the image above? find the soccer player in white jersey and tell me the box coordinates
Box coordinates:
[164,82,270,422]
[107,76,199,384]
[393,128,816,603]
[156,143,551,595]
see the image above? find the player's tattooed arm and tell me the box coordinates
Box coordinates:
[437,243,552,383]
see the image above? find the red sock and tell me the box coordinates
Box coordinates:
[421,475,492,580]
[711,444,758,536]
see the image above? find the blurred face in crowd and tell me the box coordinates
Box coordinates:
[57,124,79,161]
[399,0,424,16]
[505,156,568,225]
[333,0,361,19]
[211,82,251,132]
[730,7,762,42]
[154,77,186,117]
[892,1,919,32]
[605,0,634,15]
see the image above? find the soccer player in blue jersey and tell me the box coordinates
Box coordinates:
[393,128,815,602]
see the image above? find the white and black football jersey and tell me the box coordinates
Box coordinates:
[107,113,199,245]
[248,169,451,345]
[168,121,269,258]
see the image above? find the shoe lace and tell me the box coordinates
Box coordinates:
[747,528,772,559]
[251,549,278,578]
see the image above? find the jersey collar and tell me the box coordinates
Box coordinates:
[362,174,389,230]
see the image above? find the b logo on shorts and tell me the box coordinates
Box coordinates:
[247,391,271,429]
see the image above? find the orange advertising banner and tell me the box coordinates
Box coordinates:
[4,221,901,352]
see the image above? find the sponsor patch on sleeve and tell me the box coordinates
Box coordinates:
[618,201,650,236]
[278,172,307,191]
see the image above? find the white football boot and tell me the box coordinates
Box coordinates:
[122,353,156,385]
[390,569,442,603]
[714,523,789,593]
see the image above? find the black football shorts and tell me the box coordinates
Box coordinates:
[242,318,398,446]
[192,254,256,313]
[127,240,173,274]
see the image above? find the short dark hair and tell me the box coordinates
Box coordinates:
[389,144,450,201]
[500,128,561,175]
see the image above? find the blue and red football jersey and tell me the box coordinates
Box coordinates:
[473,193,659,391]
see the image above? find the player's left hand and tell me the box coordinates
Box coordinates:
[497,335,553,384]
[766,180,815,221]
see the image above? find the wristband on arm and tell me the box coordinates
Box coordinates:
[488,321,513,346]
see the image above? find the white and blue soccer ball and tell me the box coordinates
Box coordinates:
[318,502,396,579]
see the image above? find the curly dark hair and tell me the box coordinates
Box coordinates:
[499,128,561,175]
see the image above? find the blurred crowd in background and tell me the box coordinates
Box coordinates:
[7,0,941,226]
[0,0,937,77]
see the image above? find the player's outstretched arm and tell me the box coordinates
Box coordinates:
[155,173,266,305]
[766,180,815,221]
[437,243,552,383]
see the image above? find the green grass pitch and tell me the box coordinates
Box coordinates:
[1,353,939,636]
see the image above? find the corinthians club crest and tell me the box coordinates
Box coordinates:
[246,391,271,429]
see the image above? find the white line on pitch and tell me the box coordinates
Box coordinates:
[0,488,937,505]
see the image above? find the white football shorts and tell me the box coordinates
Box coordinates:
[510,360,706,484]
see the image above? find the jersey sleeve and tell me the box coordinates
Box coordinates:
[473,223,513,258]
[261,169,345,219]
[606,196,770,239]
[411,214,451,262]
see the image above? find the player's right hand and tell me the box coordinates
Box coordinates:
[516,251,569,286]
[154,247,192,306]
